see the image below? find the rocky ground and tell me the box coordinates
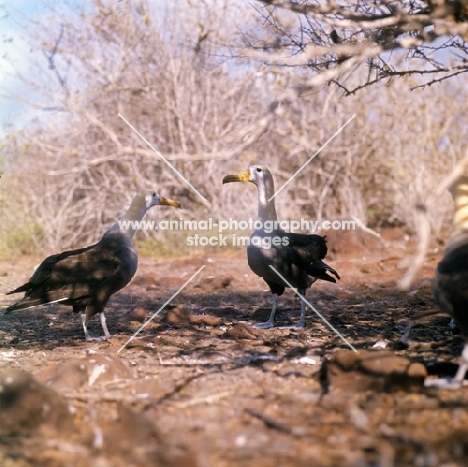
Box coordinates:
[1,229,467,467]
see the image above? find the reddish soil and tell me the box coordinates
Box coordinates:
[1,229,467,466]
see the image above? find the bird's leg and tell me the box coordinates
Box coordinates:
[398,322,415,346]
[252,294,278,329]
[81,313,94,341]
[73,306,95,341]
[99,312,111,339]
[453,342,468,382]
[425,342,468,389]
[80,307,107,341]
[279,289,306,330]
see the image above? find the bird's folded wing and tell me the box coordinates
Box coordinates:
[281,232,328,264]
[8,243,124,300]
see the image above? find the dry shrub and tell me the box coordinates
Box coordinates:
[1,1,466,254]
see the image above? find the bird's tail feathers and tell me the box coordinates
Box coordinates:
[5,296,68,313]
[6,283,31,295]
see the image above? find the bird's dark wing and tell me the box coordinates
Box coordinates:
[7,245,95,295]
[6,241,134,311]
[281,232,340,282]
[282,232,329,261]
[434,246,468,330]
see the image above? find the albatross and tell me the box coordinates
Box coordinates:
[223,164,340,329]
[429,175,468,388]
[5,191,181,340]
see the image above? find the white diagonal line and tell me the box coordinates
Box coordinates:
[117,265,206,353]
[269,113,356,201]
[268,265,356,352]
[118,113,210,205]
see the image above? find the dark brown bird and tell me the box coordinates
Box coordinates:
[223,165,339,329]
[5,191,181,340]
[430,175,468,388]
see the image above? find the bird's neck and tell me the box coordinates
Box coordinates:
[453,179,468,234]
[256,183,278,222]
[104,194,148,240]
[446,177,468,252]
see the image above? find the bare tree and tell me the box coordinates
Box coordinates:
[239,0,468,94]
[1,0,467,265]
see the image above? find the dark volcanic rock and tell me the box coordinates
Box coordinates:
[326,350,427,393]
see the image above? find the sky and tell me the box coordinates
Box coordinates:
[0,0,173,137]
[0,0,86,135]
[1,1,44,133]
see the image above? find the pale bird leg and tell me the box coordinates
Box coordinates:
[278,291,306,330]
[81,312,107,341]
[100,312,111,339]
[425,342,468,389]
[252,294,278,329]
[453,343,468,382]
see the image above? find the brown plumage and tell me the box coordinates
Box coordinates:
[223,164,339,329]
[429,175,468,388]
[5,191,181,340]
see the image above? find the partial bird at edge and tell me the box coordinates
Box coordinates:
[4,191,181,341]
[428,175,468,389]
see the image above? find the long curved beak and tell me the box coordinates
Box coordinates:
[222,170,251,184]
[159,197,182,208]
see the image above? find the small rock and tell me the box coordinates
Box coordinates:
[334,349,360,370]
[359,351,409,376]
[130,275,158,289]
[407,362,428,379]
[327,350,424,393]
[119,305,146,324]
[158,277,186,288]
[36,353,134,391]
[198,276,232,291]
[201,315,223,326]
[372,339,389,349]
[164,306,222,326]
[165,306,193,324]
[226,323,264,340]
[293,356,318,365]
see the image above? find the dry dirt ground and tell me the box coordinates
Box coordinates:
[1,229,467,467]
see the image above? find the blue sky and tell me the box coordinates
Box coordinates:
[1,1,42,132]
[0,0,168,136]
[0,0,85,134]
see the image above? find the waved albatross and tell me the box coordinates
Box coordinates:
[223,165,340,329]
[429,175,468,388]
[5,191,181,340]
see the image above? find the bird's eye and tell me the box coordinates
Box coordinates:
[256,168,262,173]
[152,191,156,197]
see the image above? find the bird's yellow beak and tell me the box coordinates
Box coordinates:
[222,170,251,184]
[159,197,182,208]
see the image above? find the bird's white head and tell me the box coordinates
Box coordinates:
[223,165,275,192]
[144,190,182,210]
[223,164,277,221]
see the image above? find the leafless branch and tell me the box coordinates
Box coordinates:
[42,23,70,98]
[235,0,468,93]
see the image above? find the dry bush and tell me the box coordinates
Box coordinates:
[1,0,466,255]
